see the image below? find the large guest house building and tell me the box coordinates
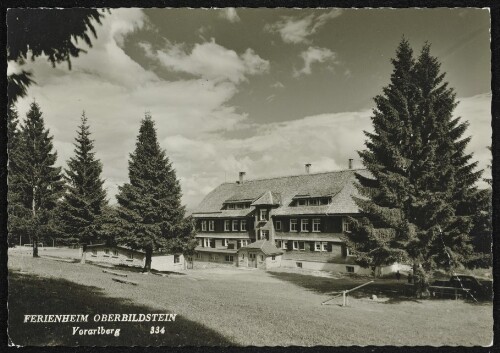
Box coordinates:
[191,164,402,274]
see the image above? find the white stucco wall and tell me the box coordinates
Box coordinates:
[151,254,185,272]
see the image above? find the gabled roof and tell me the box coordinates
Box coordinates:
[192,169,370,217]
[85,244,145,254]
[238,240,284,256]
[251,191,281,206]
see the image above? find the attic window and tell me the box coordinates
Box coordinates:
[227,204,235,210]
[298,199,307,206]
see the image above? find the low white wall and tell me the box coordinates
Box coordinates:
[151,254,185,272]
[280,259,404,274]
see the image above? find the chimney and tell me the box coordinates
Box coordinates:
[239,171,246,184]
[348,159,353,170]
[305,163,311,174]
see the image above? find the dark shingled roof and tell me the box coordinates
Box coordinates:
[251,191,281,206]
[193,169,370,217]
[238,240,284,256]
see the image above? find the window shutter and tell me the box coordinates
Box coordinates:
[309,242,314,251]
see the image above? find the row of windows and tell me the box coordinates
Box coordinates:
[224,220,247,231]
[200,217,351,233]
[292,197,330,206]
[276,240,330,252]
[223,202,251,210]
[199,238,250,248]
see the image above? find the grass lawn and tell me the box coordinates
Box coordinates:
[8,249,493,346]
[8,272,231,346]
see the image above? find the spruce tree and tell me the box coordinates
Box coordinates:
[7,106,23,246]
[115,114,192,271]
[57,112,107,246]
[346,40,482,296]
[11,102,65,256]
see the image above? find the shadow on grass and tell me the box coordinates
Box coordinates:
[268,271,428,304]
[8,271,232,346]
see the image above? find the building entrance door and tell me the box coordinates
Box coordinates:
[248,253,257,268]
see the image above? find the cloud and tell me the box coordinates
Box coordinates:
[9,9,491,212]
[11,9,262,208]
[265,9,342,44]
[140,39,269,84]
[219,8,241,23]
[271,81,284,88]
[294,46,337,76]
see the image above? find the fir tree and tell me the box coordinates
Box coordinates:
[10,102,65,256]
[115,114,193,271]
[7,106,23,246]
[346,40,482,296]
[57,112,107,245]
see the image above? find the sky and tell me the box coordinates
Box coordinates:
[9,8,492,211]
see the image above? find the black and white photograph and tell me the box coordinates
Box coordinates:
[5,7,493,346]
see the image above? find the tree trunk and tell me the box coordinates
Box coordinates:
[32,238,39,257]
[32,187,38,257]
[143,247,152,272]
[413,263,430,299]
[80,244,87,264]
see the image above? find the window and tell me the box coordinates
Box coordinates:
[224,220,230,231]
[271,255,276,260]
[296,262,302,268]
[201,221,207,232]
[210,254,217,261]
[346,266,355,273]
[240,220,247,231]
[261,230,269,240]
[293,241,298,250]
[241,240,249,247]
[210,239,216,248]
[320,198,329,205]
[203,238,210,247]
[91,249,97,255]
[232,220,239,231]
[260,209,268,221]
[343,218,351,232]
[310,198,319,206]
[225,255,234,262]
[227,204,235,210]
[282,241,288,250]
[260,255,264,261]
[104,249,109,255]
[312,219,321,232]
[290,219,298,232]
[198,239,203,247]
[315,242,321,251]
[196,253,202,259]
[128,252,134,259]
[275,220,282,231]
[223,239,228,247]
[299,241,305,251]
[321,242,328,251]
[174,255,180,263]
[298,199,307,206]
[113,249,118,256]
[301,219,309,232]
[346,247,354,257]
[209,220,215,231]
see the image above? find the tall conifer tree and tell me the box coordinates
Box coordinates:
[58,112,107,245]
[11,102,65,256]
[7,106,23,246]
[115,114,193,271]
[346,40,482,295]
